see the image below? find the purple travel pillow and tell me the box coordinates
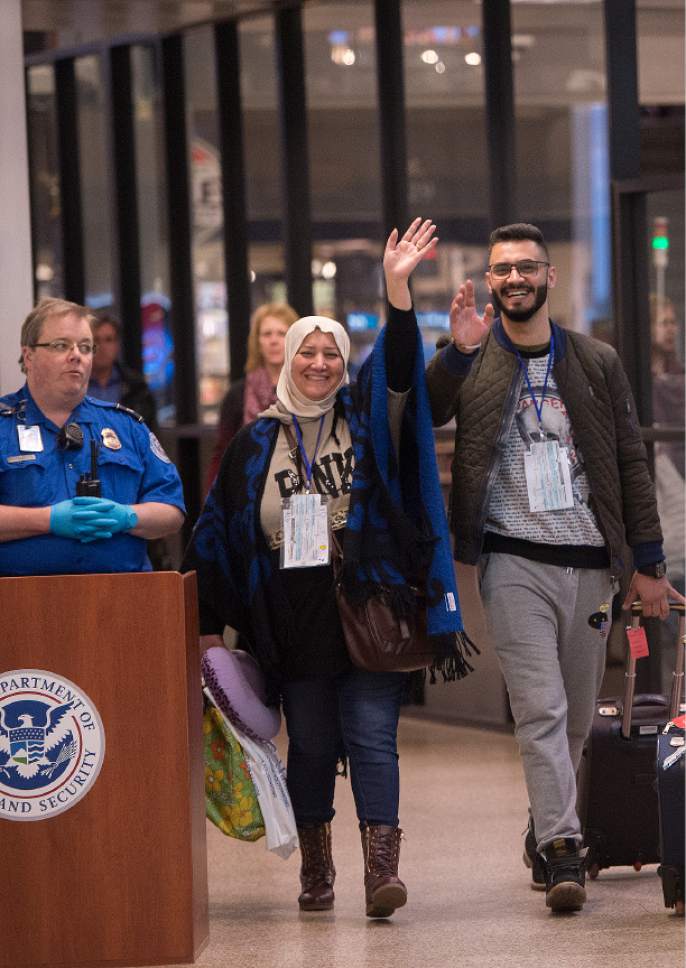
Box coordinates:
[202,646,281,742]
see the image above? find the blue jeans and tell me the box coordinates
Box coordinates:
[281,668,408,828]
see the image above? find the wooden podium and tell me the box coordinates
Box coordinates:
[0,571,209,968]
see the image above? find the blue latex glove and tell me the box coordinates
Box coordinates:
[50,497,138,542]
[72,496,138,541]
[50,497,112,540]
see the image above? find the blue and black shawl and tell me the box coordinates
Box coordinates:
[184,324,477,684]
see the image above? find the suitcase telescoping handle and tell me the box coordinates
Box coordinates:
[621,602,685,740]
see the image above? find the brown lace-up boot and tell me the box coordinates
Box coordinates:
[297,823,336,911]
[361,824,407,918]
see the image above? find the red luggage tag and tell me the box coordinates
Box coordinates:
[626,625,650,659]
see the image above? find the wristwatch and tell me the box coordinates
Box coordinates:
[637,560,667,579]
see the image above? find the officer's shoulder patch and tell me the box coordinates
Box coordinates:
[149,431,171,463]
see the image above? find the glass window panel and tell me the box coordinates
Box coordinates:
[638,1,685,107]
[131,45,175,423]
[646,186,685,609]
[27,65,63,299]
[403,1,489,360]
[638,2,684,177]
[648,186,684,428]
[185,25,228,425]
[75,56,114,310]
[304,1,383,368]
[512,2,610,340]
[240,15,287,316]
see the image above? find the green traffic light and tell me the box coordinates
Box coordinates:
[652,236,670,250]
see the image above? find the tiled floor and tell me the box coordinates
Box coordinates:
[177,716,683,968]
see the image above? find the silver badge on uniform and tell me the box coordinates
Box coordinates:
[149,431,171,463]
[101,428,122,450]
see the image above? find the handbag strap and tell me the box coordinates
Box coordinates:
[282,422,305,484]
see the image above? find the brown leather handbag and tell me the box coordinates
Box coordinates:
[331,531,433,672]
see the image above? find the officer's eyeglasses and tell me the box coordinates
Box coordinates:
[487,260,550,279]
[31,339,96,355]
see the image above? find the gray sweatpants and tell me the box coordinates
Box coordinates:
[480,553,616,850]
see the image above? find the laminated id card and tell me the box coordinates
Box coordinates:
[280,493,330,568]
[17,424,43,452]
[523,440,574,513]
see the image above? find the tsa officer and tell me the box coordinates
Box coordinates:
[0,298,185,576]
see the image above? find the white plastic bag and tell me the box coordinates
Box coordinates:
[223,716,298,860]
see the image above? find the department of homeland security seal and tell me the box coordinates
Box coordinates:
[0,669,105,822]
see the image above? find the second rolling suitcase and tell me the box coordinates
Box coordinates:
[656,605,685,913]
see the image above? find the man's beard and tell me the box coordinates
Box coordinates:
[491,282,548,322]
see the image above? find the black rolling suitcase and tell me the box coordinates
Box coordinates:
[577,602,684,878]
[656,605,685,914]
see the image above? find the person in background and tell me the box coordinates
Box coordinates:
[649,295,685,689]
[205,302,298,491]
[184,219,472,920]
[650,295,684,379]
[88,312,158,429]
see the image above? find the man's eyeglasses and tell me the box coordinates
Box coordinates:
[31,339,96,355]
[487,260,550,279]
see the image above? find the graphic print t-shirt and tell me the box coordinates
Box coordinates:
[485,353,605,547]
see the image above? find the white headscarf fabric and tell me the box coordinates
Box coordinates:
[272,316,350,419]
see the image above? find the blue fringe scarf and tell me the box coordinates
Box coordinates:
[339,326,477,681]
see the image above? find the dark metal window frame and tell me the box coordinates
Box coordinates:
[106,44,143,371]
[275,5,313,317]
[54,57,85,304]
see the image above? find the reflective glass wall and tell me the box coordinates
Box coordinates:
[132,45,175,421]
[75,55,114,309]
[512,1,610,341]
[185,25,228,424]
[241,14,286,313]
[305,1,383,372]
[404,0,489,360]
[27,65,63,300]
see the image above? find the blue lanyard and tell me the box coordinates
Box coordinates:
[291,415,325,492]
[515,330,555,433]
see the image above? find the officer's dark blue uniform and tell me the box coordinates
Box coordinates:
[0,385,185,576]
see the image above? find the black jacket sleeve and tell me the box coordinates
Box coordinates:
[384,303,417,392]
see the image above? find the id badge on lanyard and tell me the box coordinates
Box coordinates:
[280,492,330,568]
[517,331,574,513]
[524,440,574,512]
[280,415,331,569]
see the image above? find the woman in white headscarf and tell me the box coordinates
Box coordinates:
[184,219,471,919]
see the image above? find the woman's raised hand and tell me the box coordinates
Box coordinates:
[383,217,438,310]
[449,280,495,350]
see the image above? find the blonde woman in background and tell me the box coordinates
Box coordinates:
[205,303,298,490]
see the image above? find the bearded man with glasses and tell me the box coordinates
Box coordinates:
[0,298,184,576]
[426,223,683,913]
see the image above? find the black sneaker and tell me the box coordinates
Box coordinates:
[522,818,546,891]
[541,838,587,912]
